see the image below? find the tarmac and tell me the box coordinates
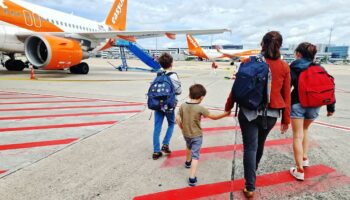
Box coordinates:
[0,58,349,200]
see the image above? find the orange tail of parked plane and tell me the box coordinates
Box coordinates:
[105,0,128,31]
[186,34,209,59]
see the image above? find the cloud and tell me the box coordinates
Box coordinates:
[26,0,350,49]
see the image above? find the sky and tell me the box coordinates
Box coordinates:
[26,0,350,49]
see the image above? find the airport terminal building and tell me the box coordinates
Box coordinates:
[99,42,348,63]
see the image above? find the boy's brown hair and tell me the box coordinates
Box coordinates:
[158,53,173,69]
[189,84,207,100]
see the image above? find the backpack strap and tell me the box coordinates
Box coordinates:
[166,72,176,76]
[157,71,166,76]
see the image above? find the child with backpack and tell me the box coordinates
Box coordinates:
[176,84,230,186]
[289,42,335,181]
[224,31,291,198]
[148,53,182,160]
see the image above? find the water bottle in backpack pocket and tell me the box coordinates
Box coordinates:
[147,72,177,111]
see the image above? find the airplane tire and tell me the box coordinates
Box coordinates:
[69,62,89,74]
[5,60,25,71]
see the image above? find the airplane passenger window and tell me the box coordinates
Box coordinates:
[10,11,14,16]
[3,9,7,14]
[60,21,63,25]
[64,22,67,26]
[56,20,59,25]
[16,12,21,16]
[69,24,72,28]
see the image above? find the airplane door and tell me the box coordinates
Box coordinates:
[33,13,42,28]
[23,10,33,27]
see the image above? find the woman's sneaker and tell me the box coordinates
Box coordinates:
[161,144,172,154]
[188,177,197,186]
[290,167,304,181]
[243,188,254,199]
[152,152,163,160]
[184,160,192,169]
[302,158,310,167]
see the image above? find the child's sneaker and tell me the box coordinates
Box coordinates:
[290,167,304,181]
[188,177,197,186]
[184,160,192,169]
[152,152,163,160]
[161,144,172,154]
[302,158,310,167]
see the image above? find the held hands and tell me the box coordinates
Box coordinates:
[280,123,289,134]
[224,111,231,116]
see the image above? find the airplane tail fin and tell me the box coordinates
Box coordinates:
[186,34,208,59]
[105,0,128,31]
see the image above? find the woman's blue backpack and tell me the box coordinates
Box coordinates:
[232,56,270,110]
[147,72,176,111]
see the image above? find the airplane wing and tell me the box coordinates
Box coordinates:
[79,29,231,39]
[16,29,230,41]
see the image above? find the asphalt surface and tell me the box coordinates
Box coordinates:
[0,59,349,200]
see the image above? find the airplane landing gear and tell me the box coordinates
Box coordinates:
[5,59,25,71]
[2,53,26,71]
[69,62,89,74]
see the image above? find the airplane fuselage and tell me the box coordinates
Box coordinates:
[0,0,110,53]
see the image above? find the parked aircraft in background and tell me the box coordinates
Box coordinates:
[0,0,229,74]
[186,34,260,65]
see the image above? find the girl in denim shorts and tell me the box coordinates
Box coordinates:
[289,42,335,181]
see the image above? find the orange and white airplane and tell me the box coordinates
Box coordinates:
[0,0,229,74]
[186,34,260,63]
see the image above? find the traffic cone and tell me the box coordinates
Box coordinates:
[30,65,36,80]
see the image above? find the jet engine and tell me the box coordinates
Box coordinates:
[24,35,88,70]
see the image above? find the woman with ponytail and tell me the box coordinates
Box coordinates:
[289,42,335,181]
[224,31,291,198]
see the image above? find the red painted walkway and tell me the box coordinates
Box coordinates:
[0,121,117,132]
[134,165,335,200]
[0,99,97,105]
[0,110,141,121]
[168,138,293,158]
[0,103,143,112]
[0,138,78,151]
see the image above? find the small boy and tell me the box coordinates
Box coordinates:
[152,53,182,160]
[176,84,230,186]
